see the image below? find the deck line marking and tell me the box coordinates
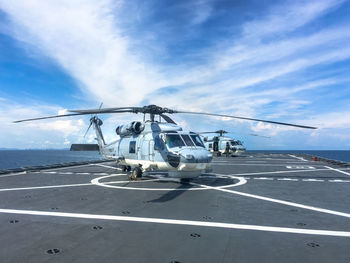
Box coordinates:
[277,178,299,181]
[302,179,324,182]
[288,155,308,162]
[329,179,350,183]
[0,174,125,192]
[91,163,122,170]
[325,166,350,176]
[212,163,323,167]
[45,163,103,171]
[0,208,349,237]
[193,183,350,219]
[227,168,332,176]
[0,172,27,178]
[0,183,93,192]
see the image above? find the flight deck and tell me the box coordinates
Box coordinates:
[0,153,350,262]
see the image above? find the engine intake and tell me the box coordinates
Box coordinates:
[116,121,144,136]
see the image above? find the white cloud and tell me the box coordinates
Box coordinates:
[0,98,88,148]
[0,0,349,149]
[242,0,345,38]
[0,0,167,106]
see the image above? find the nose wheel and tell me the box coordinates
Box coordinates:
[122,165,131,172]
[130,166,143,180]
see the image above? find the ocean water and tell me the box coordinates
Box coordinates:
[0,150,103,170]
[0,150,349,170]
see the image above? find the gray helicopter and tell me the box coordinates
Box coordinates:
[200,130,246,156]
[15,104,316,180]
[200,130,271,157]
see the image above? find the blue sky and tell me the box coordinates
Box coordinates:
[0,0,349,149]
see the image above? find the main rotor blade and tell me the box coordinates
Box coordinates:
[13,113,91,123]
[177,111,317,129]
[69,107,139,114]
[160,113,177,124]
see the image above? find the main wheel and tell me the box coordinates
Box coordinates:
[130,166,142,180]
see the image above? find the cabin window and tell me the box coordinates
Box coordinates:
[165,134,185,148]
[154,136,165,151]
[190,135,205,147]
[208,143,213,148]
[129,141,136,153]
[181,134,195,146]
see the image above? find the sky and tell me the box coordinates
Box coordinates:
[0,0,349,150]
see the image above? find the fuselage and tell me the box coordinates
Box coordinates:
[99,121,213,178]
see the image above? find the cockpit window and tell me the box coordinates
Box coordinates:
[181,134,195,146]
[165,134,185,148]
[190,135,205,147]
[231,140,242,146]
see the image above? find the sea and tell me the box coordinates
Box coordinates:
[0,150,103,170]
[0,149,349,170]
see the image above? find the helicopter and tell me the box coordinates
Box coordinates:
[200,130,270,157]
[14,104,317,180]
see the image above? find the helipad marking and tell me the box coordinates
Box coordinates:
[196,184,350,219]
[0,208,349,237]
[325,166,350,176]
[91,174,247,191]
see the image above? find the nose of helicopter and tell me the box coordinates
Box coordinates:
[177,148,213,171]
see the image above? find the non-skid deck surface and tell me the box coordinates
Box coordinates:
[0,153,350,262]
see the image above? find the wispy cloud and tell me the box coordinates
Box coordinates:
[0,0,167,106]
[0,0,349,148]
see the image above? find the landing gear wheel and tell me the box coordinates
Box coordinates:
[126,166,131,172]
[130,167,142,180]
[121,165,127,172]
[180,178,190,184]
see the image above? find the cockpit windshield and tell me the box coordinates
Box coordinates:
[164,133,205,148]
[190,134,205,147]
[181,134,195,146]
[231,140,242,146]
[165,134,185,148]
